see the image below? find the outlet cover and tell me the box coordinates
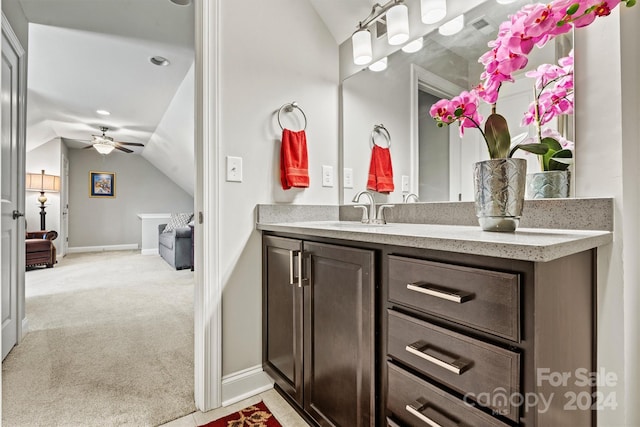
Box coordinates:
[401,175,409,192]
[226,156,243,182]
[322,165,334,187]
[343,168,354,188]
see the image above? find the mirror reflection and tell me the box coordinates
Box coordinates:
[341,0,573,203]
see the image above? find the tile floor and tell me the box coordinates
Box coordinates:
[160,388,310,427]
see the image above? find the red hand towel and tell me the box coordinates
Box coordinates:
[366,145,394,193]
[280,129,310,189]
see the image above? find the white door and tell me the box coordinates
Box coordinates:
[1,16,26,361]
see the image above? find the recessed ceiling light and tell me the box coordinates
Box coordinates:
[150,56,170,66]
[96,109,111,116]
[169,0,191,4]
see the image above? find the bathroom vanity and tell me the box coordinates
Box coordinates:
[258,204,612,427]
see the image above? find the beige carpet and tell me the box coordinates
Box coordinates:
[2,250,196,426]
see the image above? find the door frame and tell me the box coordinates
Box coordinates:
[194,0,222,411]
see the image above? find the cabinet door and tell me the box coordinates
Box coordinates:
[263,236,303,405]
[303,242,375,427]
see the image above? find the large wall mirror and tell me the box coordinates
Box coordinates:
[341,0,573,203]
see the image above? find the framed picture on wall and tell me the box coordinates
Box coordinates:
[89,171,116,198]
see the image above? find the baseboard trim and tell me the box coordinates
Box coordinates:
[141,248,159,256]
[68,244,139,254]
[221,365,274,407]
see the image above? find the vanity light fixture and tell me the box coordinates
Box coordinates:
[96,109,110,116]
[438,14,464,36]
[496,0,518,4]
[402,38,424,53]
[351,0,410,65]
[368,57,388,72]
[421,0,447,25]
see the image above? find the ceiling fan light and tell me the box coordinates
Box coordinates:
[352,29,373,65]
[94,143,115,155]
[421,0,447,25]
[387,3,410,46]
[438,14,464,36]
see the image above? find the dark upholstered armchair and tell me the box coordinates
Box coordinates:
[25,230,58,268]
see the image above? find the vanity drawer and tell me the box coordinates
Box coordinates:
[387,362,510,427]
[388,310,520,422]
[388,255,520,341]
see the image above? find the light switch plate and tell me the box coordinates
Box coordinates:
[322,165,334,187]
[343,168,354,188]
[401,175,409,192]
[226,156,243,182]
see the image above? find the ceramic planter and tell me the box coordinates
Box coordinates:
[473,158,527,232]
[526,170,570,199]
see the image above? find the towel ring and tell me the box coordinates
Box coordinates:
[277,101,307,131]
[370,124,391,148]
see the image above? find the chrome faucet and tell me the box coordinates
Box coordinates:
[352,190,376,223]
[402,193,419,203]
[352,190,394,224]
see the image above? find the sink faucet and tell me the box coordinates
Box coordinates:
[352,190,376,223]
[403,193,419,203]
[352,190,394,224]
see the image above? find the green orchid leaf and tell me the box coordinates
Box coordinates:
[548,149,573,171]
[508,143,549,158]
[485,113,511,159]
[627,0,636,7]
[541,137,563,152]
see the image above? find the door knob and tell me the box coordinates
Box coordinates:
[12,210,24,220]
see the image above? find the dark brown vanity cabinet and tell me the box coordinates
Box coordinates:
[262,235,376,427]
[384,250,596,427]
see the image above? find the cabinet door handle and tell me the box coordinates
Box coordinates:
[406,402,460,427]
[288,250,308,288]
[405,342,469,375]
[406,282,472,303]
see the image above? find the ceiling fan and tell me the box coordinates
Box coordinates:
[83,127,145,154]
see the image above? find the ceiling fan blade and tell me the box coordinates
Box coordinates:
[115,146,134,153]
[115,141,145,147]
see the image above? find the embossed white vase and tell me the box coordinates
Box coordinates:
[473,158,526,232]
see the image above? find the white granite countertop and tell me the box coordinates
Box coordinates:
[257,221,612,262]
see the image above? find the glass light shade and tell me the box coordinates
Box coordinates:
[387,3,409,45]
[496,0,518,3]
[93,143,116,155]
[438,14,464,36]
[352,29,372,65]
[368,57,388,72]
[421,0,447,24]
[25,170,60,192]
[402,38,424,53]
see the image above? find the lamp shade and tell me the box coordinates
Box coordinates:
[438,14,464,36]
[421,0,447,24]
[387,3,409,45]
[352,29,373,65]
[368,57,388,72]
[402,38,424,53]
[26,170,60,192]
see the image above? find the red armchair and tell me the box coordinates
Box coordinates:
[25,230,58,268]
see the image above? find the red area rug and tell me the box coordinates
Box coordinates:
[199,401,283,427]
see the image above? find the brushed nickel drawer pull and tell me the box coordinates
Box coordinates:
[406,402,460,427]
[406,282,472,303]
[405,342,469,375]
[289,250,298,286]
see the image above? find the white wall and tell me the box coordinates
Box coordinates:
[575,7,640,426]
[67,148,193,249]
[25,139,61,249]
[218,0,339,375]
[143,62,195,196]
